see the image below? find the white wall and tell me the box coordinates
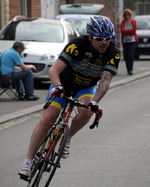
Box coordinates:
[41,0,59,19]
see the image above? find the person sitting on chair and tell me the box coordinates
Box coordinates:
[0,41,39,101]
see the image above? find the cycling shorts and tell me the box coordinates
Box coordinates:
[45,83,97,111]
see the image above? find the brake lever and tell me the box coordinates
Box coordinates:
[89,110,102,129]
[43,91,58,109]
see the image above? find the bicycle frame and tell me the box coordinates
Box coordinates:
[44,100,75,162]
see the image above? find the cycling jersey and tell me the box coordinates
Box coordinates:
[58,35,120,95]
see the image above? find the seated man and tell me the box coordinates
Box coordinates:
[0,41,39,101]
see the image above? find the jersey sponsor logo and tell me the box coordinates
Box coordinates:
[83,52,92,62]
[106,58,114,65]
[94,58,103,65]
[109,58,115,65]
[73,73,92,85]
[115,53,120,59]
[70,60,103,77]
[65,44,79,56]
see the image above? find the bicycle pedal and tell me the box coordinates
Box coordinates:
[19,174,29,182]
[44,148,49,152]
[46,166,51,172]
[57,163,61,168]
[36,152,41,157]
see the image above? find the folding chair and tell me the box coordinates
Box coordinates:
[0,69,18,100]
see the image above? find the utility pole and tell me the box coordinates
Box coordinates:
[41,0,59,19]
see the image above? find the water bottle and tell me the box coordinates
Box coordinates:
[53,123,61,135]
[47,124,61,148]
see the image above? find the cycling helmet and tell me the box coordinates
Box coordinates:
[87,16,114,37]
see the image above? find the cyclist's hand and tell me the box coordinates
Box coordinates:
[88,101,103,118]
[50,85,65,98]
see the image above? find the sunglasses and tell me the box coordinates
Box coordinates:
[93,36,112,42]
[124,13,130,16]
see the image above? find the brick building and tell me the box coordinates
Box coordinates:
[0,0,41,28]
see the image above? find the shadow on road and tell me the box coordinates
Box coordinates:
[34,81,50,90]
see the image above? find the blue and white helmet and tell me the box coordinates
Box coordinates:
[87,16,114,37]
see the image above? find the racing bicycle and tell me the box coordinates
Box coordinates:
[20,92,102,187]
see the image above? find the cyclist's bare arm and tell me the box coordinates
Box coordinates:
[92,70,113,103]
[49,59,67,87]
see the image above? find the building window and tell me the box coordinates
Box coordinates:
[136,2,150,15]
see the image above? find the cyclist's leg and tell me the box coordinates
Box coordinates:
[26,83,66,159]
[62,86,96,159]
[19,84,66,178]
[26,106,60,160]
[69,85,97,137]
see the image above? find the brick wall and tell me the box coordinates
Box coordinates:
[9,0,41,21]
[27,0,41,18]
[9,0,21,20]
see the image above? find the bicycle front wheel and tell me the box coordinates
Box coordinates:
[27,127,54,187]
[36,123,69,187]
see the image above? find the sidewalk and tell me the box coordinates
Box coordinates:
[0,59,150,124]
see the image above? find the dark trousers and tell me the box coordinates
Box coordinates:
[123,42,136,73]
[6,69,34,95]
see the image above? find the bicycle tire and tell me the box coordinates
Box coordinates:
[35,123,69,187]
[27,127,54,187]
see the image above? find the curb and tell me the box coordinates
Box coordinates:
[110,70,150,88]
[0,71,150,124]
[0,104,43,124]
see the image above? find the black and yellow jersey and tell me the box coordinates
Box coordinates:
[58,35,120,95]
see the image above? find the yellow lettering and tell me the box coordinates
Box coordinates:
[66,44,77,54]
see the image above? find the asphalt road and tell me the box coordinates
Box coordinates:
[0,76,150,187]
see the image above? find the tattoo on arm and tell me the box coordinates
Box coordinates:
[92,71,113,103]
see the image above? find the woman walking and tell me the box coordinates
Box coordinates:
[120,9,138,75]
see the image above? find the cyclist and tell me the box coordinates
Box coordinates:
[19,16,120,179]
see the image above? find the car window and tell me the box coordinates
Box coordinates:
[66,24,76,40]
[0,20,64,43]
[136,18,150,30]
[67,19,88,35]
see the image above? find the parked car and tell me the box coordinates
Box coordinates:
[59,3,104,14]
[134,15,150,59]
[56,14,116,42]
[56,14,97,35]
[56,3,104,36]
[0,16,79,82]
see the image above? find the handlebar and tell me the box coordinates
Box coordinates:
[43,92,102,129]
[43,91,58,110]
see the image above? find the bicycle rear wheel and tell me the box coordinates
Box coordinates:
[35,123,69,187]
[27,127,54,187]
